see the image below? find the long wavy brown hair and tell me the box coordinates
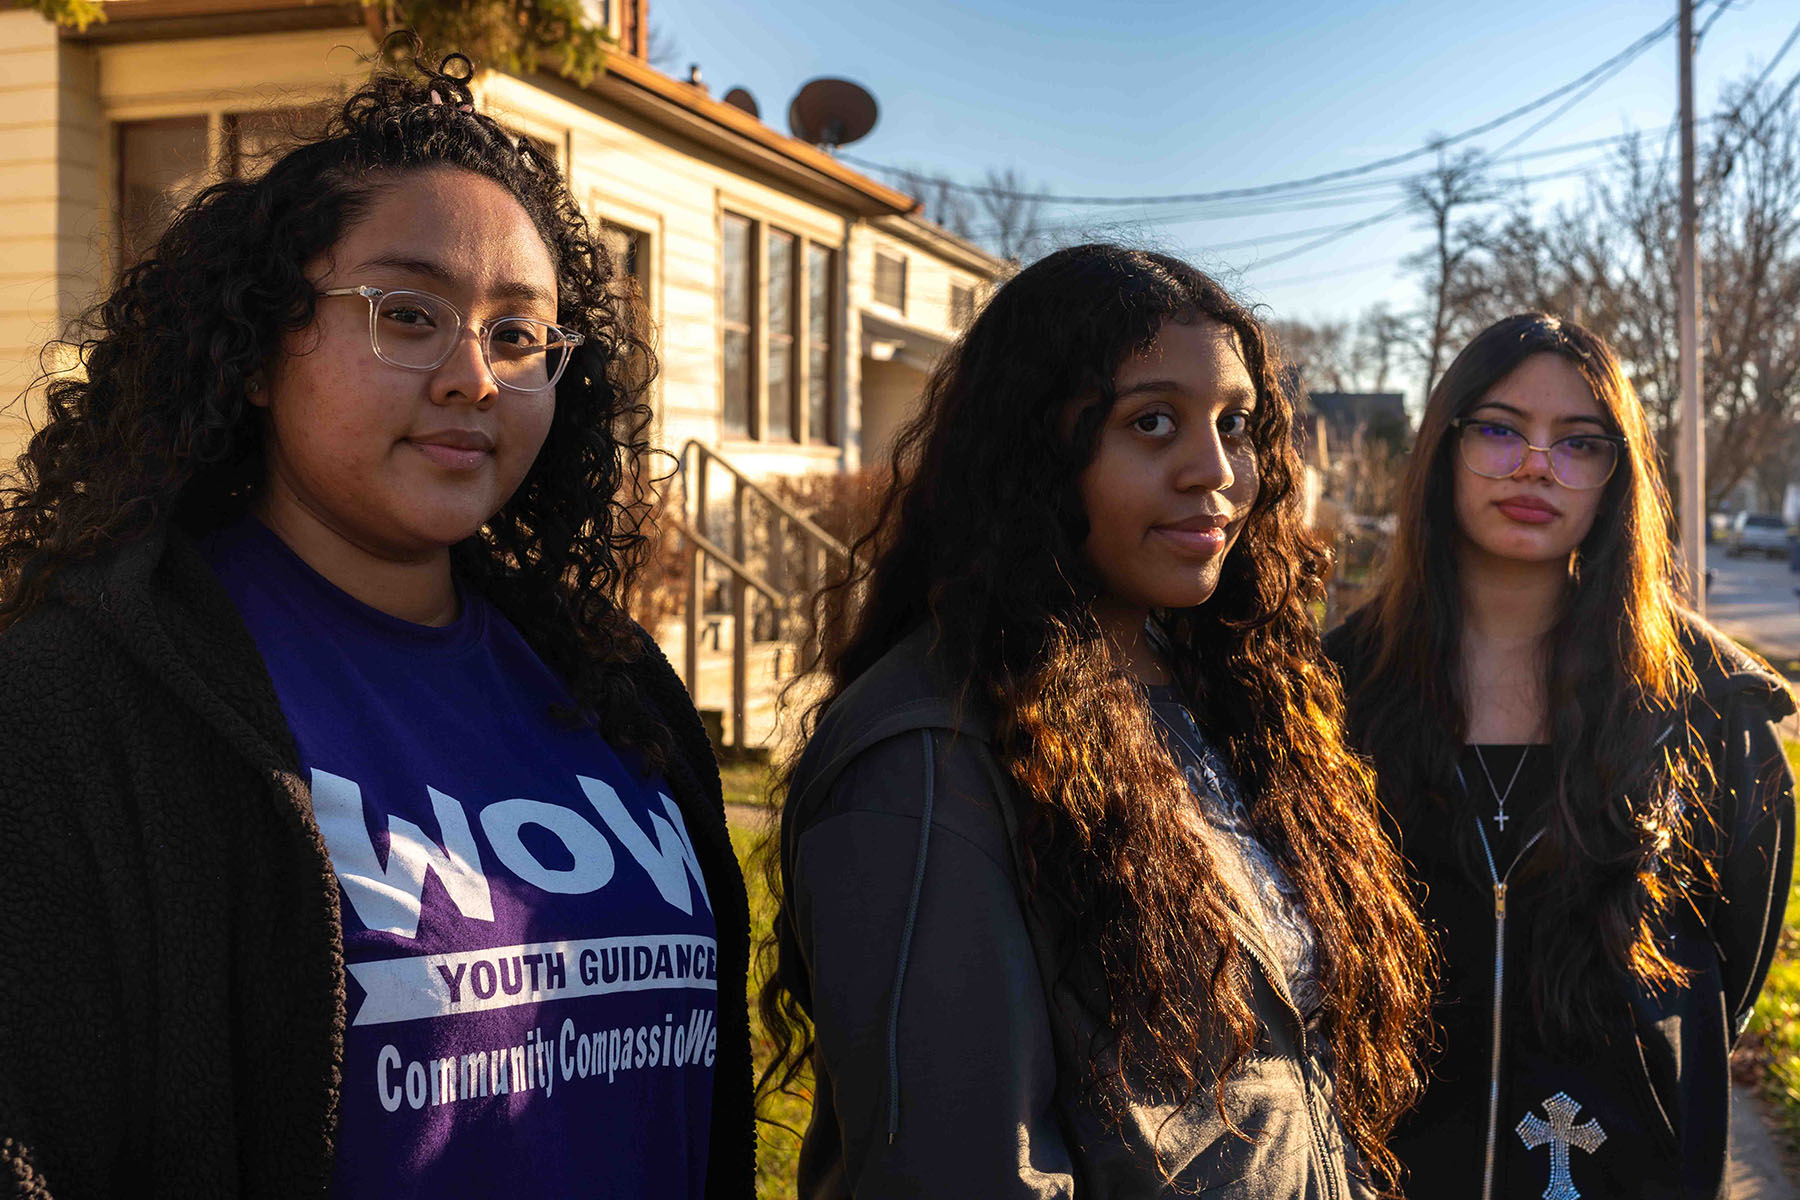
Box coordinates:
[758,244,1433,1192]
[0,44,672,765]
[1336,312,1705,1040]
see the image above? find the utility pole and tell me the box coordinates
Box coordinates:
[1678,0,1705,611]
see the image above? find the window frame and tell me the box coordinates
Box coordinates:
[106,94,342,279]
[114,114,212,275]
[950,281,976,331]
[765,227,800,443]
[716,207,842,448]
[720,211,757,439]
[806,242,838,446]
[873,247,908,313]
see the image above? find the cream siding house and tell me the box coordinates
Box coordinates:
[0,0,1006,481]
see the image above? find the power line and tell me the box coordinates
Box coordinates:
[1696,0,1734,45]
[1647,0,1739,186]
[1482,17,1667,162]
[1243,256,1403,290]
[1227,1,1751,283]
[963,152,1628,244]
[950,122,1700,240]
[1706,14,1800,180]
[1238,157,1621,270]
[1110,156,1603,277]
[1240,203,1412,270]
[850,7,1692,209]
[1739,12,1799,99]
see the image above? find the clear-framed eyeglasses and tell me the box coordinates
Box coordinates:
[318,285,584,393]
[1450,417,1626,491]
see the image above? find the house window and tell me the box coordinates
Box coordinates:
[950,283,975,330]
[807,244,836,444]
[721,213,754,437]
[874,249,906,312]
[766,229,798,441]
[119,107,340,273]
[117,116,210,272]
[719,212,840,445]
[225,106,330,179]
[600,221,649,301]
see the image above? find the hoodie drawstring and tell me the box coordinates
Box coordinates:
[886,729,936,1143]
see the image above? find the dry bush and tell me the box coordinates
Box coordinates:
[767,468,887,548]
[621,486,691,641]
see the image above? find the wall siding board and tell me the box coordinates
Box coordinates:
[0,15,997,479]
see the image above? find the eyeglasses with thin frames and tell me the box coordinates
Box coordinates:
[1450,417,1626,491]
[318,285,584,393]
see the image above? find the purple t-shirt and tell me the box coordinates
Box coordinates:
[203,518,716,1197]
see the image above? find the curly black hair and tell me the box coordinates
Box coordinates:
[3,41,671,764]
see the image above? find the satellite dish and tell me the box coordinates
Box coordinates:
[787,78,878,150]
[723,87,760,118]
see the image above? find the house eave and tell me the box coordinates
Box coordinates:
[65,1,923,219]
[592,54,919,219]
[65,0,363,43]
[870,211,1009,279]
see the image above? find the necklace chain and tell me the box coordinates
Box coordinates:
[1471,744,1531,832]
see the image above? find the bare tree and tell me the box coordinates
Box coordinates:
[1272,317,1352,392]
[1276,306,1414,397]
[1404,146,1507,395]
[1415,71,1800,510]
[975,167,1047,263]
[894,167,977,239]
[645,21,681,73]
[1349,304,1412,395]
[1693,75,1800,504]
[894,166,1048,263]
[1341,429,1407,517]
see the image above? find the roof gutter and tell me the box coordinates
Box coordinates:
[65,0,363,42]
[588,53,919,218]
[871,211,1010,277]
[66,2,922,218]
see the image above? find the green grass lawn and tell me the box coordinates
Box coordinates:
[1742,738,1800,1158]
[720,758,810,1200]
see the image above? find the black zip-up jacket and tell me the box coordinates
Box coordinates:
[776,626,1371,1199]
[0,526,756,1199]
[1325,609,1796,1200]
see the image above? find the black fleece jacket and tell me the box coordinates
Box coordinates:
[0,526,755,1200]
[1325,609,1796,1200]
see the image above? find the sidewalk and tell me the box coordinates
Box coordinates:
[1706,552,1800,667]
[1732,1083,1799,1200]
[1705,552,1800,737]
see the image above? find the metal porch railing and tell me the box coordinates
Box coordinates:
[671,439,853,752]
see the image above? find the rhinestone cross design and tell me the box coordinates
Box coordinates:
[1516,1091,1607,1200]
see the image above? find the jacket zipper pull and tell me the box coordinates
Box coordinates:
[1495,881,1507,920]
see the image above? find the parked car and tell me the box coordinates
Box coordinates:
[1726,512,1791,559]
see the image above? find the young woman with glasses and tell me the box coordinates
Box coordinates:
[1325,313,1796,1200]
[0,50,752,1198]
[758,244,1433,1197]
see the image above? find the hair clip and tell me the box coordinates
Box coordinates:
[427,88,474,114]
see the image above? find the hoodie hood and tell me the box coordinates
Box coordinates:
[1679,609,1797,720]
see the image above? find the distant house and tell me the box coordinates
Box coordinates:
[1305,392,1411,456]
[0,0,1006,480]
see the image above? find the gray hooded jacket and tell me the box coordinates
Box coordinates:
[775,628,1373,1199]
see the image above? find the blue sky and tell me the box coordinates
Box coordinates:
[650,0,1797,379]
